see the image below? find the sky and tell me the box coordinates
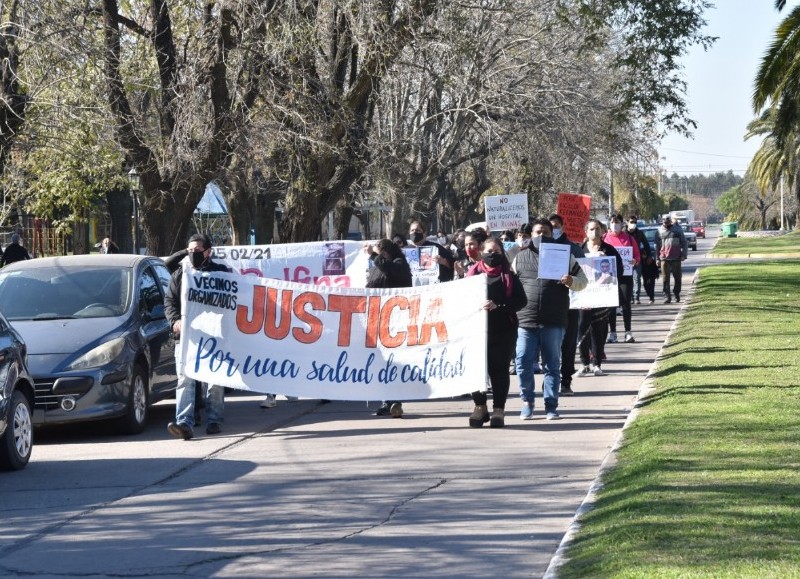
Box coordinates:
[657,1,788,177]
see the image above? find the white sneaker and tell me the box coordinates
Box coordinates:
[624,331,635,343]
[593,365,605,376]
[577,365,592,377]
[607,331,618,343]
[260,394,277,408]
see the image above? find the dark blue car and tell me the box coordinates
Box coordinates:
[0,255,177,434]
[0,311,34,470]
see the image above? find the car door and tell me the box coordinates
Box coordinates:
[137,262,176,399]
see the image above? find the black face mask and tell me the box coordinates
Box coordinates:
[411,231,424,243]
[482,252,503,268]
[189,250,207,269]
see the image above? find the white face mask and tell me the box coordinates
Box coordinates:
[517,237,531,248]
[552,228,562,239]
[437,236,447,245]
[610,223,623,233]
[587,230,600,240]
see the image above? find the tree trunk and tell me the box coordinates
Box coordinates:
[105,187,133,252]
[139,189,197,256]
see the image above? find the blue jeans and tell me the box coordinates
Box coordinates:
[632,263,642,300]
[175,344,224,427]
[516,326,565,413]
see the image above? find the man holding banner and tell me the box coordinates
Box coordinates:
[513,218,587,421]
[164,233,230,440]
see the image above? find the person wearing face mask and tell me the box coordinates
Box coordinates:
[602,214,640,344]
[408,221,455,282]
[626,216,653,304]
[164,233,231,440]
[450,229,467,261]
[548,214,585,396]
[512,218,588,421]
[464,238,526,428]
[454,231,485,278]
[577,219,623,378]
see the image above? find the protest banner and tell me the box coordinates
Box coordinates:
[180,271,488,400]
[402,246,440,285]
[211,241,372,288]
[569,257,619,309]
[484,193,528,231]
[616,246,634,276]
[556,193,592,243]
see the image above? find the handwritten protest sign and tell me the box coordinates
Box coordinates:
[569,257,619,309]
[556,192,592,243]
[180,271,488,400]
[485,193,528,231]
[616,246,634,276]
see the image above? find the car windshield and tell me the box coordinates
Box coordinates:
[0,267,133,321]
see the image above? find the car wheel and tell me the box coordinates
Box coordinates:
[0,390,33,471]
[116,364,149,435]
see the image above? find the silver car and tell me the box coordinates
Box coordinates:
[0,255,177,434]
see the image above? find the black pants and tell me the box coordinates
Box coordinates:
[661,260,682,298]
[579,308,608,367]
[473,330,516,409]
[561,310,580,388]
[608,276,633,332]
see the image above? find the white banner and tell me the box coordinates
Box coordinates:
[569,257,619,309]
[211,241,372,288]
[485,193,528,231]
[616,246,634,276]
[179,271,488,400]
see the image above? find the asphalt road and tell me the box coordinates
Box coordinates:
[0,232,718,578]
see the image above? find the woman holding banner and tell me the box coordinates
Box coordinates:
[602,214,640,344]
[465,237,526,428]
[577,220,623,378]
[366,239,413,418]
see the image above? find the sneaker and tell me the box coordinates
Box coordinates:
[663,297,672,304]
[375,403,392,416]
[489,408,505,428]
[675,294,681,303]
[577,365,592,377]
[648,299,654,304]
[167,421,194,440]
[624,331,635,343]
[635,299,641,304]
[560,386,575,396]
[520,401,534,420]
[206,422,221,435]
[545,411,560,421]
[469,404,490,428]
[593,365,605,376]
[260,394,277,408]
[607,331,618,344]
[389,402,404,418]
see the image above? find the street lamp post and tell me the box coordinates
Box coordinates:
[127,167,140,254]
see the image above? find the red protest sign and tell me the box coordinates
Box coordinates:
[556,192,592,243]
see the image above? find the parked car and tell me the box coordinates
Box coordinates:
[639,226,659,255]
[680,223,698,251]
[689,220,706,238]
[0,255,177,434]
[0,312,34,470]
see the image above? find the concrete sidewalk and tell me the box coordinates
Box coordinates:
[0,287,689,578]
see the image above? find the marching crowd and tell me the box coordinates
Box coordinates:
[166,215,689,439]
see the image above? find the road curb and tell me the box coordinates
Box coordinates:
[543,269,699,578]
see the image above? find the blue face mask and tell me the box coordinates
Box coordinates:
[552,228,562,239]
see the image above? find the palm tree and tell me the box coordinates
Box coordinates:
[751,4,800,226]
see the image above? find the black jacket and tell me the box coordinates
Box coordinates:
[485,272,527,335]
[515,244,581,329]
[366,255,412,289]
[164,258,230,327]
[0,243,30,266]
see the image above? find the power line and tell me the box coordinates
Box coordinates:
[660,146,753,159]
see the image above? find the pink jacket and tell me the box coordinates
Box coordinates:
[603,230,641,272]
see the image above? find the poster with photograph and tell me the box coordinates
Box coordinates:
[569,257,619,309]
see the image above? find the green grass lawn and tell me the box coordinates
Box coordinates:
[559,260,800,578]
[713,229,800,256]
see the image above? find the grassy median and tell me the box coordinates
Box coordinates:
[713,229,800,257]
[560,259,800,577]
